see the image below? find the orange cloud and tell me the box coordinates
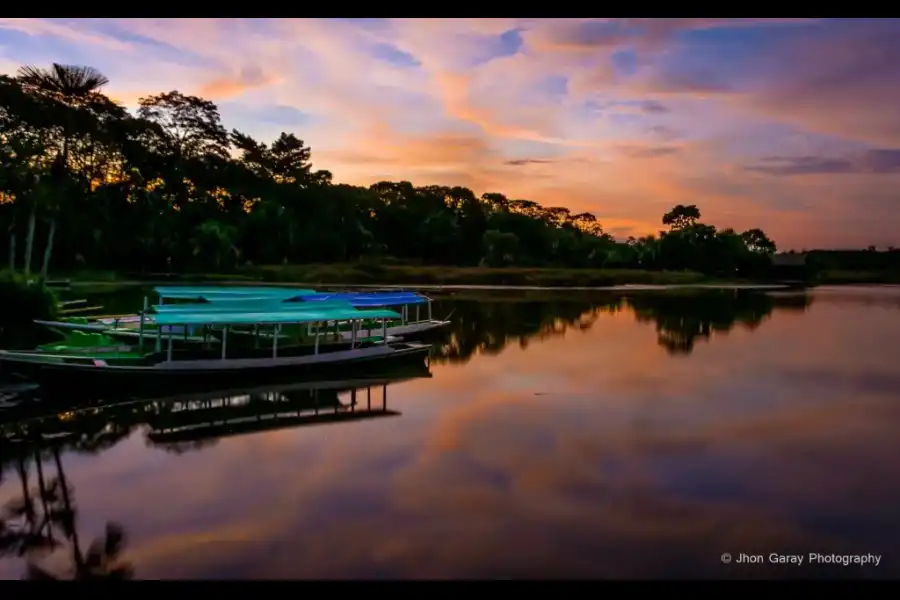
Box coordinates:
[1,18,899,246]
[198,66,280,100]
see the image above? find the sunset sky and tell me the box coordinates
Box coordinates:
[0,18,898,249]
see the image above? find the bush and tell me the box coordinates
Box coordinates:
[0,270,59,347]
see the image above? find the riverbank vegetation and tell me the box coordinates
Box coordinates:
[0,269,58,345]
[0,62,786,285]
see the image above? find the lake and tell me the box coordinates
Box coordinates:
[1,285,899,579]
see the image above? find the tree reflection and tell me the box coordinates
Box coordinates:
[628,290,813,355]
[0,442,133,579]
[0,368,431,579]
[428,290,814,361]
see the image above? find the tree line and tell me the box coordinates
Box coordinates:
[0,63,779,277]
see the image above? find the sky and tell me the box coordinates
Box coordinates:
[0,18,898,250]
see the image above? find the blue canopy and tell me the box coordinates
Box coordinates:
[297,292,427,306]
[154,286,316,301]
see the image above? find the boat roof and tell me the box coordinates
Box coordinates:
[153,286,316,300]
[191,292,429,307]
[152,306,402,326]
[152,299,355,313]
[151,295,424,313]
[298,292,428,305]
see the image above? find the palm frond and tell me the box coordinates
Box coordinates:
[16,63,109,101]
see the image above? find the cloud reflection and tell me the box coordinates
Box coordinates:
[2,288,900,579]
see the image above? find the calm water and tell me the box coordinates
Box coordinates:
[2,285,900,579]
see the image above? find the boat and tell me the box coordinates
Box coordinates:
[45,285,453,343]
[1,305,432,394]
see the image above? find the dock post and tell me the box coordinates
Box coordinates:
[155,328,161,352]
[416,304,420,323]
[166,331,174,362]
[314,321,320,354]
[427,300,432,321]
[221,327,228,359]
[382,318,387,342]
[272,324,279,358]
[402,305,407,324]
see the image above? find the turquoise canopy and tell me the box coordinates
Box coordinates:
[152,307,401,326]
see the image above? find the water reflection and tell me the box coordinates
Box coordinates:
[3,287,898,580]
[0,368,430,579]
[431,289,814,361]
[0,442,133,580]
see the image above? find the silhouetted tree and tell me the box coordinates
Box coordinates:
[0,64,781,278]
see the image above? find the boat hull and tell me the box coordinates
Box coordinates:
[0,342,432,397]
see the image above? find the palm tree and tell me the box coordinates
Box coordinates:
[15,64,110,278]
[23,446,133,580]
[25,522,133,580]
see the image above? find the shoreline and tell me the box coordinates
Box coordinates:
[66,280,794,292]
[47,263,900,291]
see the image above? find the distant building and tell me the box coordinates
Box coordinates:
[771,252,812,281]
[771,252,808,267]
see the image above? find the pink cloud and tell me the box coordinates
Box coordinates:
[0,18,898,247]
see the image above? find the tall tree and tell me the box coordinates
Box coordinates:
[16,63,111,277]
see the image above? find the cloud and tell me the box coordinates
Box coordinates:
[737,19,900,147]
[197,65,280,100]
[0,17,898,247]
[504,158,556,166]
[647,125,681,141]
[746,149,900,176]
[619,145,680,158]
[640,100,668,114]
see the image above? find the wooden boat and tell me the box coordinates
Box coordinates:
[1,305,432,394]
[46,286,451,343]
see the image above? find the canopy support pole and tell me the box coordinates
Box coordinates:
[138,296,148,351]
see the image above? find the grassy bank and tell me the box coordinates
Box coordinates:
[60,264,713,288]
[56,263,900,288]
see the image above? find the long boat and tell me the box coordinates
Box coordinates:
[0,305,432,393]
[48,286,453,342]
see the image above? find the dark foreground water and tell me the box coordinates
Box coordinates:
[2,285,900,580]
